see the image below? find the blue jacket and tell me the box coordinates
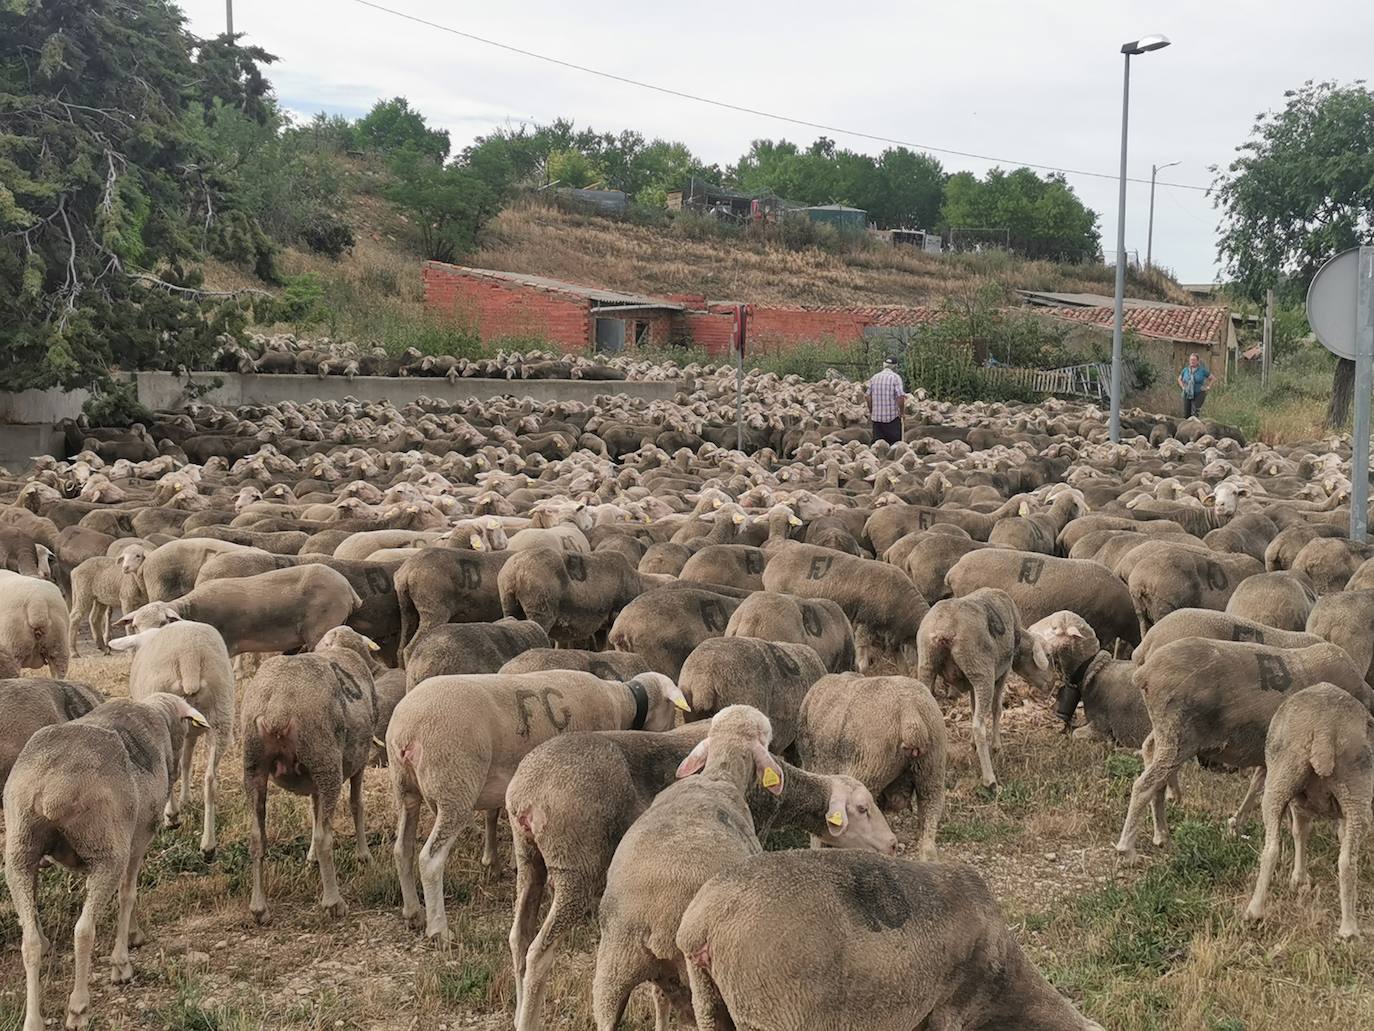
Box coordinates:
[1180,365,1210,397]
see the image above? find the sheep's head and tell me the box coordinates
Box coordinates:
[118,545,147,575]
[675,704,783,793]
[814,775,898,856]
[116,602,183,634]
[314,625,380,664]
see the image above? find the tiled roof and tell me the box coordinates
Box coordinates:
[1034,305,1228,344]
[426,262,684,310]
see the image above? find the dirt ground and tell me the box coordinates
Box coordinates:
[3,649,1372,1031]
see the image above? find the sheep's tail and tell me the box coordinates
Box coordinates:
[348,584,364,613]
[1308,725,1338,779]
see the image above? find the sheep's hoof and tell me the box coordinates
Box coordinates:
[403,908,425,931]
[1225,818,1240,838]
[1337,923,1361,942]
[1293,877,1313,895]
[1243,904,1263,924]
[164,814,182,830]
[354,845,371,862]
[1151,831,1170,848]
[201,847,217,863]
[250,905,271,926]
[425,925,452,947]
[129,927,147,948]
[65,1001,91,1029]
[321,898,348,919]
[110,958,134,984]
[1114,846,1140,867]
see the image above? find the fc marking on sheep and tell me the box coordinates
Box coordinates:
[59,682,96,721]
[769,645,803,678]
[745,551,764,575]
[917,510,934,529]
[514,687,572,736]
[807,555,834,580]
[1018,557,1044,585]
[985,608,1006,638]
[1256,654,1292,693]
[1205,561,1230,591]
[363,567,392,596]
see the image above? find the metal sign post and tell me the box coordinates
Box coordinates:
[732,304,747,453]
[1307,246,1374,541]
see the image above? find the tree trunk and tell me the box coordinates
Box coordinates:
[1327,357,1356,429]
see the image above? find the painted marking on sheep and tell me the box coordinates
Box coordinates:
[1205,561,1230,592]
[767,643,803,678]
[58,683,95,721]
[1231,623,1265,644]
[699,598,729,633]
[838,861,912,931]
[115,726,158,774]
[589,660,624,681]
[984,606,1007,639]
[362,567,392,597]
[807,555,834,580]
[514,687,572,737]
[745,550,763,575]
[1017,557,1044,585]
[560,536,578,552]
[1255,653,1292,693]
[801,605,825,638]
[456,561,483,589]
[917,510,934,529]
[566,554,588,582]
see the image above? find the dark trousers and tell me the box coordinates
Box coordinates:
[1183,393,1206,419]
[873,418,902,444]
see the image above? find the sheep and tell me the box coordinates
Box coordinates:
[387,670,689,941]
[988,489,1085,554]
[240,626,381,922]
[0,678,103,793]
[499,646,655,680]
[724,591,855,673]
[917,588,1052,788]
[606,585,745,679]
[864,493,1031,551]
[67,549,147,654]
[1134,607,1325,665]
[1264,522,1347,571]
[678,543,769,591]
[1115,638,1374,862]
[798,673,947,860]
[4,693,208,1031]
[903,532,989,603]
[404,618,551,689]
[762,542,927,672]
[498,548,666,647]
[678,637,827,753]
[1223,571,1317,632]
[1306,591,1374,683]
[1244,683,1374,940]
[1290,536,1373,594]
[109,620,235,857]
[590,706,786,1029]
[118,564,361,655]
[1123,545,1264,639]
[505,724,894,1031]
[0,569,70,677]
[139,537,251,601]
[945,550,1139,653]
[675,851,1103,1031]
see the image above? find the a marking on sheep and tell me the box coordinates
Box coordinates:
[1205,561,1230,591]
[115,725,158,774]
[1232,624,1265,644]
[566,554,588,582]
[1255,653,1292,693]
[1017,557,1044,585]
[807,555,834,580]
[801,605,824,637]
[838,861,912,932]
[699,598,729,632]
[456,562,482,589]
[514,687,572,737]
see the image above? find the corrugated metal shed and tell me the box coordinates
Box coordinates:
[799,204,867,231]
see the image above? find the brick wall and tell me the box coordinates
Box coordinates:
[423,263,591,353]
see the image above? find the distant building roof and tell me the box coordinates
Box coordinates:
[1018,289,1188,311]
[1035,304,1229,345]
[803,204,867,213]
[429,263,683,310]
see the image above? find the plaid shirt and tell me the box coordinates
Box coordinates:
[868,368,905,422]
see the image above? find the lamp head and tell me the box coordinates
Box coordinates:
[1122,34,1171,55]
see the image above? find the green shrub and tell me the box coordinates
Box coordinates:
[81,380,154,428]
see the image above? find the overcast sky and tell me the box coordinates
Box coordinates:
[182,0,1373,283]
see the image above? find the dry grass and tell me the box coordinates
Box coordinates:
[4,655,1372,1031]
[473,198,1191,310]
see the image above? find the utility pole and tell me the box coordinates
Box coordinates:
[1145,160,1179,269]
[226,0,234,37]
[1262,288,1275,387]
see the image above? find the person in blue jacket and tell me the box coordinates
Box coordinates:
[1177,352,1214,419]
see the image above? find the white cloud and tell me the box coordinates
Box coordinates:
[184,0,1374,282]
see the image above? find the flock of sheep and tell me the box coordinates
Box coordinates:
[2,357,1372,1031]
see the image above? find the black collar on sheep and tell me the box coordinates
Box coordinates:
[626,678,650,731]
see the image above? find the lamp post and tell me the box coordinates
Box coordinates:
[1145,160,1180,269]
[1109,34,1171,444]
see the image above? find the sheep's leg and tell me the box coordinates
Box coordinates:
[1227,768,1267,837]
[110,833,153,983]
[480,808,500,868]
[990,676,1006,752]
[515,870,587,1031]
[348,769,369,860]
[68,593,85,657]
[67,860,122,1030]
[683,959,724,1031]
[509,841,546,1013]
[969,677,998,789]
[313,787,347,918]
[166,729,197,829]
[92,602,110,654]
[418,805,464,942]
[650,984,673,1031]
[5,848,46,1031]
[1290,806,1315,892]
[1247,786,1300,925]
[394,784,423,930]
[246,770,271,924]
[200,730,222,859]
[590,933,643,1031]
[1335,787,1370,940]
[1116,740,1183,863]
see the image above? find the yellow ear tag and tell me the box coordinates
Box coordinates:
[366,638,380,652]
[471,536,484,549]
[788,516,802,527]
[673,696,691,712]
[1018,502,1029,517]
[761,767,781,789]
[712,498,723,508]
[827,810,845,827]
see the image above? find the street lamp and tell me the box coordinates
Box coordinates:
[1108,33,1172,444]
[1146,160,1181,269]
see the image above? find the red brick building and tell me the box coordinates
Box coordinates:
[423,262,940,356]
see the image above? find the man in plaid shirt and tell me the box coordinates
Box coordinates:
[867,357,905,444]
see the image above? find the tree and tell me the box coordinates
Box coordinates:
[383,147,506,262]
[546,148,601,189]
[939,167,1100,261]
[0,0,278,390]
[1211,80,1374,428]
[354,97,450,162]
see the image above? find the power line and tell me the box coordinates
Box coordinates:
[349,0,1212,194]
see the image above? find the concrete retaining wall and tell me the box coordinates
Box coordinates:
[0,386,88,424]
[0,425,64,471]
[129,371,692,409]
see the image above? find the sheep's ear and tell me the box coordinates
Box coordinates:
[825,785,851,836]
[165,609,183,622]
[1031,635,1050,671]
[181,702,211,730]
[1063,624,1084,639]
[731,512,746,525]
[676,739,709,778]
[1202,493,1216,508]
[753,741,785,795]
[114,613,135,628]
[364,636,381,652]
[1018,501,1030,517]
[788,515,802,527]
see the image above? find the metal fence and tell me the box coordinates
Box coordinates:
[980,361,1115,402]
